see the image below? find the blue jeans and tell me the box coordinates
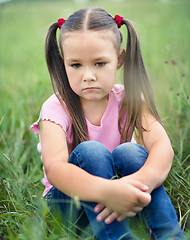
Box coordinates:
[44,141,184,240]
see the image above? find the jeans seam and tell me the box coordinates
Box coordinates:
[142,210,159,240]
[71,149,82,166]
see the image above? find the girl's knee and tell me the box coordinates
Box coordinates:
[72,141,108,159]
[113,142,147,156]
[112,143,148,175]
[69,141,115,178]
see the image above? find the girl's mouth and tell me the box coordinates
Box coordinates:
[84,87,99,90]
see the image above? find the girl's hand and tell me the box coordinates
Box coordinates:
[95,204,127,224]
[94,177,151,224]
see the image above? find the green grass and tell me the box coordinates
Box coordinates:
[0,0,190,239]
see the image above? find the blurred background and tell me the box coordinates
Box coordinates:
[0,0,190,239]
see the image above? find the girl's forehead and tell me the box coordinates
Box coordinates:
[61,30,119,50]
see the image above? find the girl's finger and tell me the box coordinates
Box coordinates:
[138,191,151,206]
[117,207,142,222]
[105,210,136,224]
[125,211,137,217]
[96,207,112,222]
[94,203,105,213]
[105,211,119,224]
[132,206,143,213]
[117,214,126,222]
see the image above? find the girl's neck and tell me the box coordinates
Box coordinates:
[81,95,109,126]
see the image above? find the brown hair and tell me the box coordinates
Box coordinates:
[119,18,161,143]
[45,8,161,149]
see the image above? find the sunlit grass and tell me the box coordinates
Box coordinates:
[0,0,189,239]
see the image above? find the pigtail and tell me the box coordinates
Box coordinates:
[119,19,161,144]
[45,22,88,150]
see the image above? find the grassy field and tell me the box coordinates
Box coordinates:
[0,0,190,239]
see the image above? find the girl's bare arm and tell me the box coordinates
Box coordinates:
[40,120,150,213]
[131,102,174,192]
[40,120,107,202]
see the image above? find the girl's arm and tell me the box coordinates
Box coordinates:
[131,101,174,192]
[95,102,174,223]
[40,120,150,213]
[40,120,106,202]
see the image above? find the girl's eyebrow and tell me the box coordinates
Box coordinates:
[65,58,81,63]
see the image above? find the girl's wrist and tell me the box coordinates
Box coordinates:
[97,178,117,205]
[123,170,156,193]
[92,177,111,203]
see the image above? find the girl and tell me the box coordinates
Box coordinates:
[31,8,184,240]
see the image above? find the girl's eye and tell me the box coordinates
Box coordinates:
[95,62,106,67]
[71,63,82,69]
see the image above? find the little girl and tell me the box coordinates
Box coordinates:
[31,8,184,240]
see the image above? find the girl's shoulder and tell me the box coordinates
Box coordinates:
[42,93,62,108]
[42,93,70,114]
[30,93,71,135]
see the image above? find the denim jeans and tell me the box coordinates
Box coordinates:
[44,141,184,240]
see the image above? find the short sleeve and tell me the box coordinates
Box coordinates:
[30,94,71,135]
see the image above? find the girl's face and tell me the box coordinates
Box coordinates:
[61,30,123,106]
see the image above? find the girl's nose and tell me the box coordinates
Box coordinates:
[82,69,96,82]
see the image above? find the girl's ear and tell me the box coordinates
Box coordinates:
[117,48,125,70]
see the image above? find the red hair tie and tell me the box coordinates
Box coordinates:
[57,18,66,29]
[114,15,124,28]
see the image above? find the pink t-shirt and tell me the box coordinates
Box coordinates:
[30,84,136,196]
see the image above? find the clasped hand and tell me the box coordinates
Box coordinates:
[94,176,151,224]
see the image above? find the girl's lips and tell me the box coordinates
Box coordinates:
[83,87,99,90]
